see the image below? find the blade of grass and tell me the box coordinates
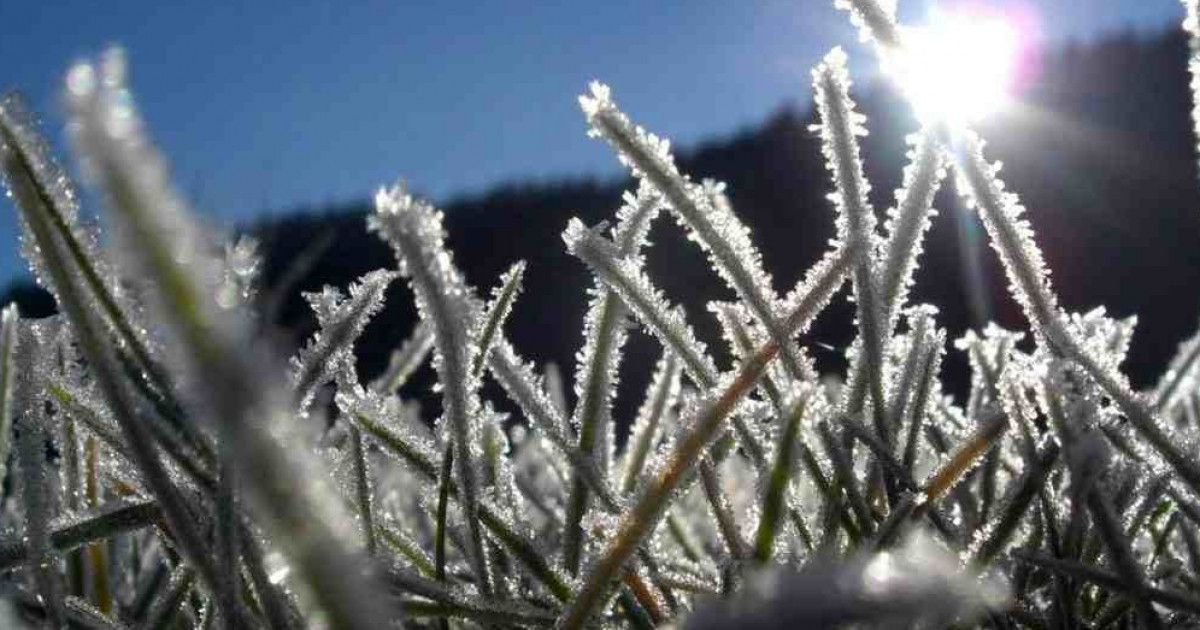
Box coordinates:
[559,255,849,628]
[699,457,747,561]
[0,305,16,486]
[434,442,453,583]
[2,104,250,626]
[471,261,525,379]
[1014,551,1200,617]
[351,410,573,602]
[377,521,436,579]
[18,410,67,628]
[818,420,876,537]
[753,394,808,564]
[813,50,891,454]
[385,566,558,626]
[349,426,377,555]
[66,50,392,627]
[142,565,195,630]
[371,322,434,394]
[922,406,1008,503]
[0,499,160,570]
[620,351,681,495]
[580,83,811,383]
[968,442,1061,567]
[83,437,114,617]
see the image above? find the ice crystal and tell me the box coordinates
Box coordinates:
[60,47,392,628]
[564,218,719,388]
[372,321,434,394]
[581,83,809,382]
[877,131,947,331]
[835,0,901,48]
[216,234,261,310]
[0,306,17,488]
[1186,0,1200,174]
[1156,317,1200,415]
[371,184,496,593]
[814,47,894,449]
[620,350,683,495]
[291,268,397,413]
[953,132,1067,349]
[473,260,525,379]
[0,94,93,293]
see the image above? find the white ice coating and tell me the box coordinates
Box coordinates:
[291,268,398,414]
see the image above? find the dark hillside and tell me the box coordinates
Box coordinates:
[5,29,1198,429]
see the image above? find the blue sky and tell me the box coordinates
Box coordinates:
[0,0,1185,285]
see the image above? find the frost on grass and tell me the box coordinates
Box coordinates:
[292,268,397,413]
[580,82,810,382]
[370,183,493,593]
[1186,0,1200,172]
[952,132,1066,348]
[4,1,1200,628]
[835,0,901,48]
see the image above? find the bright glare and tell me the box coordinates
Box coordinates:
[887,11,1021,125]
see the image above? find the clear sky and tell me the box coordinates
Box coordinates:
[0,0,1185,285]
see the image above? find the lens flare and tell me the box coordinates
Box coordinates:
[886,11,1021,124]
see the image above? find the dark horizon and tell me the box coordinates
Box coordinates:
[0,0,1189,286]
[119,26,1200,413]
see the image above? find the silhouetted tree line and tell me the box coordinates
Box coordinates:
[4,28,1198,434]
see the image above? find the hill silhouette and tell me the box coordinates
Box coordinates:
[4,28,1198,428]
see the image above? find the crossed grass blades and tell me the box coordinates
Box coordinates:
[2,0,1200,628]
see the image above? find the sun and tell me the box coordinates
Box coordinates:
[884,10,1022,125]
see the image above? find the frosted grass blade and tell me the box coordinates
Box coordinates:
[0,94,168,400]
[564,219,720,388]
[471,260,525,379]
[620,350,682,495]
[434,442,453,583]
[384,566,558,626]
[18,410,67,628]
[143,565,195,630]
[560,261,846,628]
[968,442,1060,567]
[0,305,16,486]
[370,184,492,594]
[349,409,573,602]
[753,393,808,564]
[372,322,434,394]
[487,341,621,511]
[877,133,946,331]
[378,521,437,578]
[834,0,902,49]
[1013,551,1200,617]
[349,425,377,555]
[699,457,747,561]
[564,186,661,574]
[1185,0,1200,175]
[0,499,160,571]
[292,268,397,413]
[3,85,246,624]
[580,83,811,382]
[1152,321,1200,414]
[902,327,944,473]
[65,49,390,628]
[813,48,891,447]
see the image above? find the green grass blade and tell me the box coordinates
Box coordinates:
[753,394,807,564]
